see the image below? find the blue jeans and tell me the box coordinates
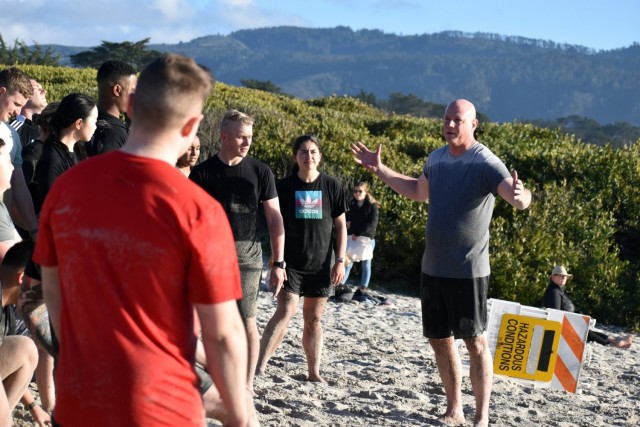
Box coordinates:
[343,239,375,287]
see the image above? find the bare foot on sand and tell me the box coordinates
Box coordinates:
[307,374,327,383]
[437,412,465,426]
[473,418,489,427]
[613,335,633,349]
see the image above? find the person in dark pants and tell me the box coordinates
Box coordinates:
[543,265,633,349]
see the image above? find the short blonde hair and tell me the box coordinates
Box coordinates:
[220,109,254,131]
[0,67,34,98]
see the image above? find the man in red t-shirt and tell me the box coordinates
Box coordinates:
[34,54,250,426]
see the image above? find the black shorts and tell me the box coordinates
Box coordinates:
[284,268,332,298]
[421,274,489,339]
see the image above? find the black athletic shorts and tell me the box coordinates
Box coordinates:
[420,273,489,339]
[284,267,333,298]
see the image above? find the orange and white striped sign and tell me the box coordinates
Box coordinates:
[546,310,591,393]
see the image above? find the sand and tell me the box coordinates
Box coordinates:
[248,288,639,427]
[12,287,639,426]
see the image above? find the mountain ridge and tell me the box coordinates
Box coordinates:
[44,26,640,125]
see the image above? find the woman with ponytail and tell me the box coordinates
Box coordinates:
[34,94,97,206]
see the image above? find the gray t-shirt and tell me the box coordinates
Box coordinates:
[421,142,510,278]
[0,202,17,242]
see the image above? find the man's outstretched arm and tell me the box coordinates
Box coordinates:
[351,141,428,202]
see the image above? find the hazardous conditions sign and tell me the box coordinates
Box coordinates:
[493,314,562,382]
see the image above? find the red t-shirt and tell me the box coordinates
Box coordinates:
[34,151,242,426]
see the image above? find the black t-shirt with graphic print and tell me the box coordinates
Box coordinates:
[277,172,347,272]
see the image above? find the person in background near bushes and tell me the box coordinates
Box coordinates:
[257,134,347,383]
[342,181,379,291]
[190,109,285,394]
[86,60,137,156]
[21,101,59,215]
[543,265,633,349]
[34,93,97,206]
[352,98,532,427]
[34,53,250,426]
[176,134,201,177]
[10,79,48,148]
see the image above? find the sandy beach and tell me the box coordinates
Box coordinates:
[12,286,639,426]
[248,287,638,427]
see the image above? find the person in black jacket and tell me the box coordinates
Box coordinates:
[21,101,59,215]
[543,265,632,348]
[35,93,97,206]
[86,60,136,156]
[343,181,379,291]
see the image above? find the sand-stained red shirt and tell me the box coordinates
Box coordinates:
[34,150,242,426]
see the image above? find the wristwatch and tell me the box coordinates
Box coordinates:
[336,257,345,263]
[273,261,286,269]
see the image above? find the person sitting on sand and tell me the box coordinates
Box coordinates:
[0,241,50,426]
[18,258,57,414]
[543,265,633,349]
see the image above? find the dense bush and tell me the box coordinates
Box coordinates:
[7,64,97,101]
[8,64,639,330]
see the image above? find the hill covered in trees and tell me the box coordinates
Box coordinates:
[10,63,640,330]
[42,27,640,127]
[153,27,640,126]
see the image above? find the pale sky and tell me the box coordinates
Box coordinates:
[1,0,637,51]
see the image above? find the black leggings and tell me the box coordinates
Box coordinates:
[587,329,610,346]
